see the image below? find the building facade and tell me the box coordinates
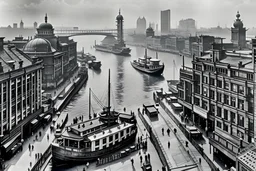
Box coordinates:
[231,12,246,49]
[136,17,146,35]
[23,14,78,89]
[0,37,43,159]
[161,9,170,35]
[178,40,254,167]
[179,18,196,30]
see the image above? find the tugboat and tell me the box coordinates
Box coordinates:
[131,49,164,76]
[51,69,137,168]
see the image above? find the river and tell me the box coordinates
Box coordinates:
[45,36,192,170]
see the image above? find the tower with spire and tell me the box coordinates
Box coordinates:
[231,11,247,49]
[20,20,24,29]
[116,9,125,47]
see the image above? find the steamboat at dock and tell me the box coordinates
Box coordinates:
[51,69,137,168]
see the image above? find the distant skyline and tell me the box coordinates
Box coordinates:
[0,0,256,29]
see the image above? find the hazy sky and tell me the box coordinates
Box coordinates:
[0,0,255,29]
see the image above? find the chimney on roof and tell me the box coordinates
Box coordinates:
[19,61,23,68]
[0,37,4,51]
[0,62,3,73]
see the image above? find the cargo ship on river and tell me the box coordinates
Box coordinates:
[51,69,137,168]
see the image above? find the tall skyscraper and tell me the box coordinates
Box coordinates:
[136,17,146,34]
[20,20,24,29]
[161,9,170,35]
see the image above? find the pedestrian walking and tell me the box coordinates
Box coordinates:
[131,158,134,165]
[35,153,37,159]
[28,144,31,151]
[168,141,170,149]
[140,155,143,163]
[86,162,89,168]
[147,153,150,161]
[167,128,170,136]
[30,162,32,167]
[47,134,49,141]
[162,128,164,135]
[32,145,34,151]
[138,137,140,143]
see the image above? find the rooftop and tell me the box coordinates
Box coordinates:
[88,122,134,141]
[70,117,104,133]
[0,45,32,72]
[237,144,256,171]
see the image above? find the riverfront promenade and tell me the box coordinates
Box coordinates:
[160,99,226,171]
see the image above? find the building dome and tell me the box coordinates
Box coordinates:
[23,38,53,52]
[116,9,123,20]
[233,11,243,28]
[39,23,53,29]
[146,27,153,32]
[38,13,53,29]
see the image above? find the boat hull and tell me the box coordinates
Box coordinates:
[94,45,131,56]
[51,129,137,168]
[130,61,164,76]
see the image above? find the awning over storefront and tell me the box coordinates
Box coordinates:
[31,119,38,125]
[3,133,21,149]
[193,105,207,119]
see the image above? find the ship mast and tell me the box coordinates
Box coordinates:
[107,69,111,114]
[89,88,91,119]
[144,49,147,67]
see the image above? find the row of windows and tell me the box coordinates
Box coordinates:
[216,120,245,139]
[215,107,244,127]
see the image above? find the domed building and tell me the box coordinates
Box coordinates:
[231,11,246,49]
[146,26,154,37]
[23,38,54,53]
[23,14,78,89]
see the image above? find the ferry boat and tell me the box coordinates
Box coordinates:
[51,69,137,168]
[88,60,102,70]
[131,49,164,76]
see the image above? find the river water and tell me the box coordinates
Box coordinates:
[45,36,192,170]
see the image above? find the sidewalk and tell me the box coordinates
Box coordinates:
[5,123,55,171]
[161,99,226,171]
[142,108,208,171]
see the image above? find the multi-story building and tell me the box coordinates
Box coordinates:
[33,22,37,29]
[183,36,198,56]
[231,12,246,49]
[179,18,196,30]
[136,17,146,35]
[20,20,24,29]
[0,37,43,159]
[160,9,170,35]
[23,14,78,89]
[178,39,254,167]
[165,36,185,51]
[13,23,17,29]
[146,26,154,37]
